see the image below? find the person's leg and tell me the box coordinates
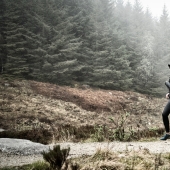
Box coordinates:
[161,100,170,140]
[162,100,170,132]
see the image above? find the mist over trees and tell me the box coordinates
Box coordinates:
[0,0,170,96]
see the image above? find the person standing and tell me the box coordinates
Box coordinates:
[160,66,170,140]
[160,92,170,140]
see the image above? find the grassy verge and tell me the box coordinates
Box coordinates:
[0,161,50,170]
[1,147,170,170]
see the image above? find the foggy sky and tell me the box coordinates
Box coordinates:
[124,0,170,18]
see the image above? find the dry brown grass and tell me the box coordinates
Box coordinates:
[66,148,170,170]
[0,77,167,143]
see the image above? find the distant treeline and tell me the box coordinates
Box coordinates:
[0,0,170,96]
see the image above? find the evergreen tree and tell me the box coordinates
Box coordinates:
[3,0,48,79]
[4,1,29,77]
[154,5,170,87]
[1,0,170,96]
[0,0,6,74]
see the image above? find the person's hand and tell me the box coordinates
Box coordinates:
[166,93,170,99]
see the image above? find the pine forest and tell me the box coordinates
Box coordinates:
[1,0,170,96]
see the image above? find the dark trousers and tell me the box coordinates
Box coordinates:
[162,100,170,132]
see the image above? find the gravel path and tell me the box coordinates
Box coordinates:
[0,138,170,167]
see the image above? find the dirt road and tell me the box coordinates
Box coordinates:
[0,138,170,167]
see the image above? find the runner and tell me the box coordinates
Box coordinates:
[160,64,170,140]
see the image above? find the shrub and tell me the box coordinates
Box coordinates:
[42,145,70,170]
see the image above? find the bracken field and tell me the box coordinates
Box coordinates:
[0,77,166,143]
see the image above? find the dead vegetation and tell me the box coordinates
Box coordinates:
[40,144,170,170]
[64,148,170,170]
[0,77,167,143]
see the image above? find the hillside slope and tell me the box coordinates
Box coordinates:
[0,78,166,143]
